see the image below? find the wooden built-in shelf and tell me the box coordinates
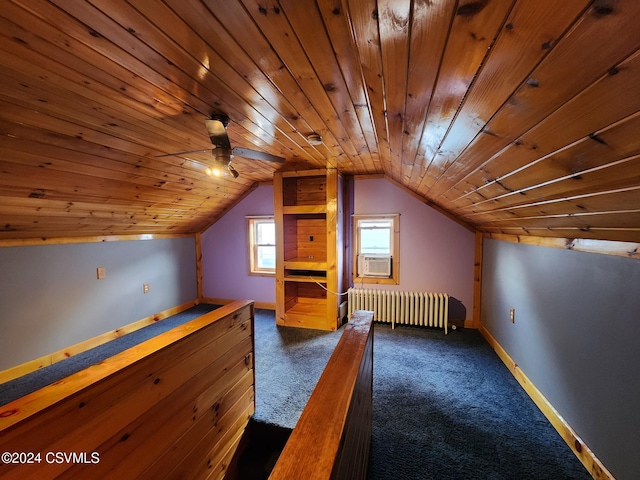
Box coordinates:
[283,259,327,270]
[282,205,327,215]
[285,298,328,314]
[284,274,327,283]
[283,299,329,329]
[275,169,345,331]
[282,174,327,207]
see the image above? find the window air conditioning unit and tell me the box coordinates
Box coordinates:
[358,255,392,277]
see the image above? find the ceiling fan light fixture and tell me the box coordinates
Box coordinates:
[205,155,231,177]
[307,133,323,145]
[205,166,222,177]
[157,114,285,179]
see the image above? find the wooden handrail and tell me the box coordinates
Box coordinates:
[269,310,374,480]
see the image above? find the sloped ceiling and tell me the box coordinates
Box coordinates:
[1,0,639,242]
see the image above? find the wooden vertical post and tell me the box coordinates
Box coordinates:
[273,171,286,325]
[326,168,339,330]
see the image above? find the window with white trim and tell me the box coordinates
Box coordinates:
[353,215,399,284]
[247,216,275,275]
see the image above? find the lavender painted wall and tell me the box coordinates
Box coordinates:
[354,178,475,320]
[201,185,276,305]
[201,179,475,319]
[0,238,197,371]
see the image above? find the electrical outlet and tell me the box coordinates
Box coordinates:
[509,308,515,323]
[143,283,150,294]
[97,267,106,279]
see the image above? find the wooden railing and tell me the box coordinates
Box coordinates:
[0,300,255,480]
[269,310,374,480]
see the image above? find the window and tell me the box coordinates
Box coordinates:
[247,216,276,275]
[353,215,399,284]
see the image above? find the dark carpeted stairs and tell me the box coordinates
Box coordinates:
[229,418,292,480]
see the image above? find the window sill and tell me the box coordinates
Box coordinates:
[353,275,398,285]
[249,271,276,278]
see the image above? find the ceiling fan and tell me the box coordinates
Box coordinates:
[155,114,285,178]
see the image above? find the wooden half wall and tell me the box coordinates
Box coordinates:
[0,300,255,480]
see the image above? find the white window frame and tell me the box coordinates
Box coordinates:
[247,216,276,276]
[353,214,399,284]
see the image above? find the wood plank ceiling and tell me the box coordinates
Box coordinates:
[1,0,639,242]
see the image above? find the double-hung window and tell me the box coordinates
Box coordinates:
[353,215,399,284]
[247,216,276,275]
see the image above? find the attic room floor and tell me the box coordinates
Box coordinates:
[0,306,592,479]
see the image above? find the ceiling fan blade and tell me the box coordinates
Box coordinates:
[205,116,231,149]
[232,147,285,163]
[154,148,212,158]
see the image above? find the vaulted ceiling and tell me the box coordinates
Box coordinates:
[1,0,639,242]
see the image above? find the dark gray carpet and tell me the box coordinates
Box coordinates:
[251,310,592,480]
[252,309,342,428]
[367,324,591,480]
[0,304,220,406]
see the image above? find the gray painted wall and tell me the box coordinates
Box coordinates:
[481,239,640,480]
[0,238,197,371]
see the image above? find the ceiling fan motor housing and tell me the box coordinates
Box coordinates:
[210,114,230,127]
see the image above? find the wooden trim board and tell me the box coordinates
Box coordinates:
[383,175,476,232]
[478,322,614,480]
[483,233,640,260]
[200,297,275,311]
[198,181,261,232]
[0,299,198,385]
[352,174,476,232]
[0,233,194,247]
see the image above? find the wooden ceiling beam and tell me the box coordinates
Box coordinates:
[481,226,640,244]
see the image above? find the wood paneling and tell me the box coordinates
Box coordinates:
[0,300,255,480]
[0,1,639,243]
